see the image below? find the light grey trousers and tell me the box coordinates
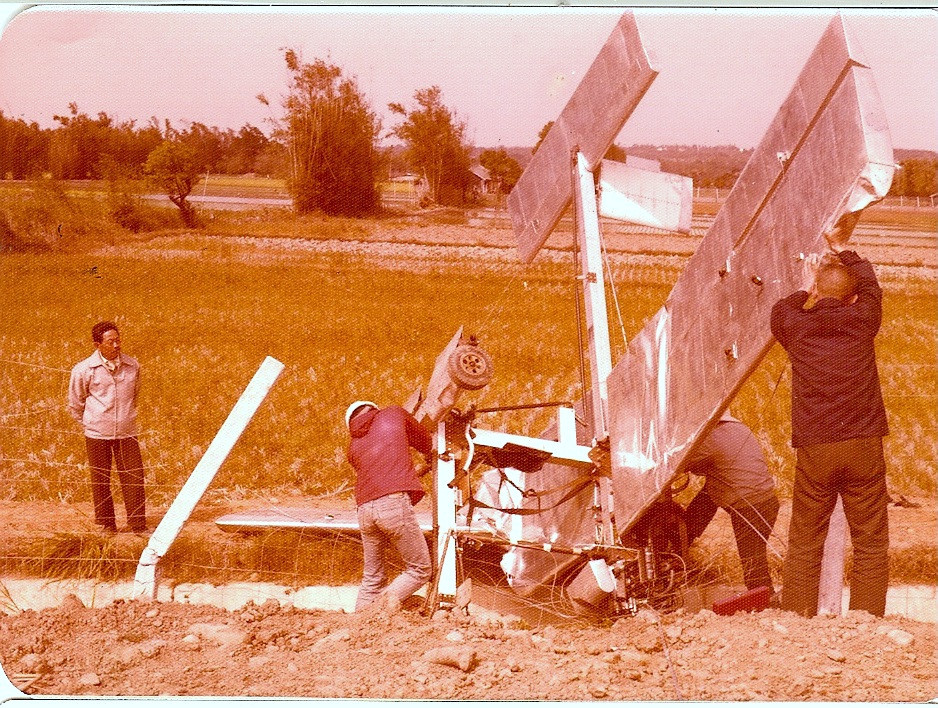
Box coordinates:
[355,492,432,611]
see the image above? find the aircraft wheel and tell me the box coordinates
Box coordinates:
[447,344,493,390]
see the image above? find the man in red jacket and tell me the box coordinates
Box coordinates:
[346,400,434,613]
[771,225,890,617]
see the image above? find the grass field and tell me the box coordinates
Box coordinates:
[0,183,934,587]
[0,242,659,505]
[0,226,934,510]
[0,177,933,499]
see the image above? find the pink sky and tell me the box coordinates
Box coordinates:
[0,5,935,151]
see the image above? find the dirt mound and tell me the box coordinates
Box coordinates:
[2,592,935,700]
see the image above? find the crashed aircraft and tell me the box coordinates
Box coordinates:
[214,11,894,619]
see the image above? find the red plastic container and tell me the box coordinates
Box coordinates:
[712,585,771,615]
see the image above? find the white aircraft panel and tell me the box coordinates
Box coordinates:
[598,158,693,233]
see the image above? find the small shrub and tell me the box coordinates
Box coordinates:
[0,211,50,253]
[108,190,147,233]
[0,178,121,251]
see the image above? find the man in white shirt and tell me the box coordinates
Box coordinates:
[68,321,147,533]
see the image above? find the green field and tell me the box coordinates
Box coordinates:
[0,228,934,511]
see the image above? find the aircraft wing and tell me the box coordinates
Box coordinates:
[606,13,895,535]
[507,11,658,264]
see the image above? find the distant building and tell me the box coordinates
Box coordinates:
[469,164,495,195]
[386,172,429,206]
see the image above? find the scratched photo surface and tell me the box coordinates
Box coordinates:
[0,5,935,702]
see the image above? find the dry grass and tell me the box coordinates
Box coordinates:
[1,524,379,588]
[5,515,931,587]
[0,241,677,510]
[0,580,20,613]
[888,544,938,585]
[0,227,932,506]
[14,533,137,582]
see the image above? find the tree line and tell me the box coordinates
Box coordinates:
[0,51,521,221]
[0,103,282,182]
[1,48,934,225]
[622,144,937,198]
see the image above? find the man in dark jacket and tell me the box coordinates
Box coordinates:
[345,400,434,613]
[770,225,890,617]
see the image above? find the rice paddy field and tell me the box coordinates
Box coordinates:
[0,186,934,588]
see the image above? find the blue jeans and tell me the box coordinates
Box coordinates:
[355,492,432,611]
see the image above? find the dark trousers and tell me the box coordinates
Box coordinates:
[85,436,147,532]
[782,436,889,617]
[686,491,779,592]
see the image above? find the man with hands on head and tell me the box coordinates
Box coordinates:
[770,221,890,617]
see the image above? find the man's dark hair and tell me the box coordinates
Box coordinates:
[815,261,858,302]
[91,321,119,344]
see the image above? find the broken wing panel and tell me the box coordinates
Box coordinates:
[598,158,693,233]
[508,11,658,263]
[475,459,597,597]
[608,14,895,535]
[514,407,596,549]
[215,506,433,535]
[469,410,598,596]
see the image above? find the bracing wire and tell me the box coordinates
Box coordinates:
[476,265,523,337]
[599,223,630,357]
[657,614,685,700]
[0,358,71,374]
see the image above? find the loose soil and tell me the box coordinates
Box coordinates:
[2,495,935,700]
[2,587,935,701]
